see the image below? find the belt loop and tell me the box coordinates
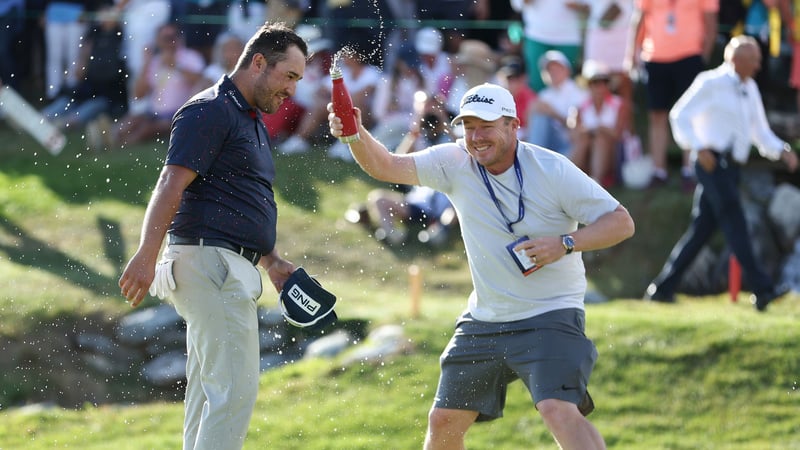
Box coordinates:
[239,247,245,256]
[198,237,205,247]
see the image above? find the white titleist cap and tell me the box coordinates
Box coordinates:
[451,83,517,126]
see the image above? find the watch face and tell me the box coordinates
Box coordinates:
[563,235,574,253]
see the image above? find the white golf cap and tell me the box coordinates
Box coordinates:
[451,83,517,126]
[538,50,572,72]
[415,27,443,55]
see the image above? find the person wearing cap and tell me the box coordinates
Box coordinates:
[644,35,798,311]
[414,27,453,98]
[527,50,588,156]
[328,83,634,450]
[569,60,629,187]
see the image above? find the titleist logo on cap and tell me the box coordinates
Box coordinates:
[462,94,495,107]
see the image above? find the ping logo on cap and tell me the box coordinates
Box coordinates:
[288,284,321,315]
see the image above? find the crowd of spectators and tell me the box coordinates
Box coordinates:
[1,0,798,192]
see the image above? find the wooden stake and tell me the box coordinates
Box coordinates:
[408,264,422,318]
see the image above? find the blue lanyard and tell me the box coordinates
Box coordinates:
[478,153,525,234]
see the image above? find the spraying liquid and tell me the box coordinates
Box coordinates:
[330,51,360,143]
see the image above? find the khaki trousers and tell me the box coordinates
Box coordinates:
[166,244,263,450]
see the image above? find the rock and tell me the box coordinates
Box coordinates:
[341,325,412,366]
[144,328,187,357]
[768,183,800,244]
[303,329,353,359]
[75,332,142,375]
[115,304,184,347]
[141,351,187,387]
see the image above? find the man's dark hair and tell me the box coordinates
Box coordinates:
[236,22,309,71]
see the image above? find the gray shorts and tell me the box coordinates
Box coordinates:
[433,308,597,422]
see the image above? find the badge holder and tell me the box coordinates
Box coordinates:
[506,235,541,276]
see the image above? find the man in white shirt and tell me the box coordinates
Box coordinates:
[328,83,635,449]
[645,35,798,311]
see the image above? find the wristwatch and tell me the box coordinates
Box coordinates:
[561,234,575,255]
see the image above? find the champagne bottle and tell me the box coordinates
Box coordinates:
[330,67,360,143]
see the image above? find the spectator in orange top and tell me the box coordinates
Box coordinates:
[625,0,718,189]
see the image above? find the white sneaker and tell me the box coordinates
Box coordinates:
[85,120,102,151]
[374,227,406,246]
[86,114,114,151]
[279,135,310,154]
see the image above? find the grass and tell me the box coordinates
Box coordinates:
[1,126,799,449]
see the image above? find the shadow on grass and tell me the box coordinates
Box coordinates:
[0,129,380,212]
[0,213,120,296]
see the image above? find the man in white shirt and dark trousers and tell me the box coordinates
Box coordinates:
[645,35,798,311]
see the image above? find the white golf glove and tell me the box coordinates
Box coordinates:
[149,259,176,300]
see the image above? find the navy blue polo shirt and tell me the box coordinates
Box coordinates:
[167,76,277,254]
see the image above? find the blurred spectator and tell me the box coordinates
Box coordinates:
[367,182,456,247]
[171,0,229,64]
[414,27,452,98]
[625,0,718,188]
[467,0,515,50]
[115,0,172,82]
[11,0,44,94]
[0,0,25,90]
[644,35,798,310]
[585,0,635,134]
[197,31,245,90]
[111,22,205,147]
[442,39,498,120]
[526,50,588,156]
[371,46,424,144]
[327,45,424,158]
[741,0,778,95]
[41,5,127,136]
[569,60,628,187]
[718,0,748,40]
[510,0,588,93]
[772,0,800,130]
[495,55,536,134]
[42,0,93,100]
[415,0,489,54]
[264,23,331,142]
[280,50,380,157]
[265,0,304,27]
[379,0,415,72]
[347,96,457,247]
[325,0,394,68]
[227,0,268,41]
